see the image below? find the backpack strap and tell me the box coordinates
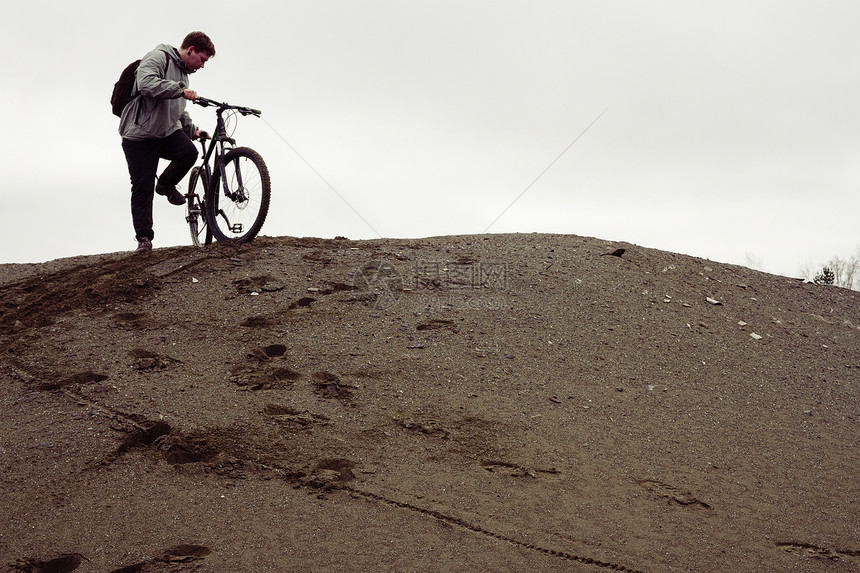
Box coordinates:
[160,49,170,74]
[133,49,175,125]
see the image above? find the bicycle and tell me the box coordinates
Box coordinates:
[185,96,271,246]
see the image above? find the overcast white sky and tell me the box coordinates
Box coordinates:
[2,0,859,278]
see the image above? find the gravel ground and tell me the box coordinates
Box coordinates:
[1,233,858,573]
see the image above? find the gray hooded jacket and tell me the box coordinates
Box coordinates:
[119,44,197,141]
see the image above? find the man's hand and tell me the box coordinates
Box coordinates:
[183,89,198,101]
[195,130,209,140]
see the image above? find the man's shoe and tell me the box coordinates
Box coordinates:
[136,237,153,253]
[156,183,186,206]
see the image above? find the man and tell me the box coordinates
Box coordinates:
[119,31,215,252]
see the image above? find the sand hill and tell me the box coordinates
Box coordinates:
[1,234,857,572]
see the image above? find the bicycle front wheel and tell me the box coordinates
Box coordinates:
[186,166,212,247]
[207,147,271,243]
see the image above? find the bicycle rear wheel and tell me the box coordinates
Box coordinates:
[186,167,212,246]
[207,147,271,243]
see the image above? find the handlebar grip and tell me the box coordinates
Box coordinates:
[192,97,261,115]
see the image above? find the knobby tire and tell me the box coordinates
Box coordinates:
[186,166,212,246]
[207,147,271,243]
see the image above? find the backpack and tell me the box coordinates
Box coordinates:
[111,50,170,117]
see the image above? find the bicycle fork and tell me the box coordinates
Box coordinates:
[213,155,245,234]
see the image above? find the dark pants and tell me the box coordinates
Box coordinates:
[121,129,198,241]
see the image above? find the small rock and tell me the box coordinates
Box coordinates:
[738,321,748,326]
[192,277,199,283]
[750,333,762,340]
[803,409,813,416]
[706,297,722,305]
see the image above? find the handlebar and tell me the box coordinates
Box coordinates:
[193,96,261,117]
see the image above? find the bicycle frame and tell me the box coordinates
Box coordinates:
[193,97,261,199]
[195,108,235,200]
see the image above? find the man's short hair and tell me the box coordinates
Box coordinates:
[181,31,216,57]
